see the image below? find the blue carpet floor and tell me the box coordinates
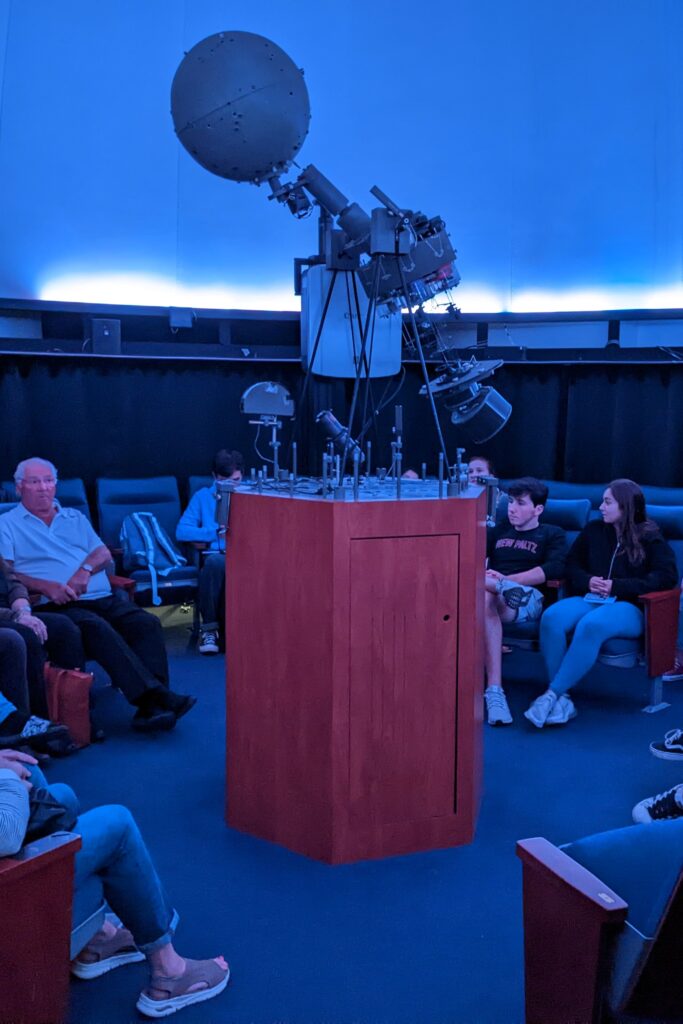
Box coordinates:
[43,625,683,1024]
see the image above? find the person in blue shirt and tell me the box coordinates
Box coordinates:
[176,449,243,654]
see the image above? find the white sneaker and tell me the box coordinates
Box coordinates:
[546,694,577,726]
[198,629,219,655]
[524,690,558,729]
[484,686,513,726]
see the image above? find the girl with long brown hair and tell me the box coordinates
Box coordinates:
[525,479,678,728]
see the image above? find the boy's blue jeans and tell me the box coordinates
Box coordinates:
[29,766,177,954]
[540,596,644,696]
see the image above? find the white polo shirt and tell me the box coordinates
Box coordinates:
[0,502,112,601]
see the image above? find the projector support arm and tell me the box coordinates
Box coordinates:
[397,258,452,479]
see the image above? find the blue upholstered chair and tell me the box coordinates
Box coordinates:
[595,505,683,710]
[517,819,683,1023]
[188,475,213,499]
[2,477,91,520]
[95,477,198,606]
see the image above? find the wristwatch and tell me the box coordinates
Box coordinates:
[81,563,93,574]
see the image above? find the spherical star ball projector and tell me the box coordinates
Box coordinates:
[171,30,311,184]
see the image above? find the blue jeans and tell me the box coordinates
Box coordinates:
[540,596,644,696]
[0,690,16,726]
[29,766,177,954]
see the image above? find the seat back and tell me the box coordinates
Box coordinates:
[561,818,683,1015]
[96,477,181,549]
[540,480,606,509]
[518,819,683,1023]
[642,485,683,507]
[188,475,213,499]
[541,498,591,548]
[646,504,683,580]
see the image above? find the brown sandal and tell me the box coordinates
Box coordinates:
[71,927,145,979]
[136,957,230,1018]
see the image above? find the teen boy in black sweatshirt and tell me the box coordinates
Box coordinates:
[484,477,567,726]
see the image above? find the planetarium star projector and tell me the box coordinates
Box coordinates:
[170,30,510,448]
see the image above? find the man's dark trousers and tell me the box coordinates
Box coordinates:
[43,590,169,705]
[199,552,225,631]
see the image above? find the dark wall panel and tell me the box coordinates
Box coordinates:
[1,357,682,497]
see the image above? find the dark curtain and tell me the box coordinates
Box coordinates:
[1,355,682,495]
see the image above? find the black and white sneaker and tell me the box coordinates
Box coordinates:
[501,586,532,610]
[650,728,683,761]
[198,630,219,655]
[632,784,683,823]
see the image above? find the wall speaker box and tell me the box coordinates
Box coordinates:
[90,318,121,354]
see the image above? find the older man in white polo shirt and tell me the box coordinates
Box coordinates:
[0,458,196,733]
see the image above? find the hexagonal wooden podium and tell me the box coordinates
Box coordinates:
[225,489,485,864]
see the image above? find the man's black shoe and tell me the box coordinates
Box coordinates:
[155,691,197,721]
[131,708,176,733]
[170,695,197,721]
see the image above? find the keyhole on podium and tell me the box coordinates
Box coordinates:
[443,614,451,621]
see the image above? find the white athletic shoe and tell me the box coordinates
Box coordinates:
[524,690,558,729]
[484,686,513,726]
[546,694,577,726]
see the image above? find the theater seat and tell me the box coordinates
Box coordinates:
[517,819,683,1024]
[96,477,198,607]
[0,831,95,1024]
[596,505,683,711]
[188,474,213,498]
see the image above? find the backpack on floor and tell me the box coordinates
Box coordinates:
[120,511,187,605]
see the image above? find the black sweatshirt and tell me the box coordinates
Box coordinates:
[565,520,678,604]
[487,522,567,581]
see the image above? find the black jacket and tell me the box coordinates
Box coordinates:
[566,520,678,604]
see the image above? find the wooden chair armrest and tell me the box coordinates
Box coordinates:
[639,587,680,677]
[516,837,627,917]
[517,837,628,1024]
[0,832,81,882]
[109,575,136,595]
[638,587,681,606]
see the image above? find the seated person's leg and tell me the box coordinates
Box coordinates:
[2,619,52,718]
[198,553,225,655]
[37,612,87,671]
[0,640,73,753]
[85,592,170,687]
[527,601,643,728]
[539,597,590,684]
[0,627,31,712]
[483,588,518,726]
[54,603,193,732]
[72,804,229,1012]
[46,781,79,820]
